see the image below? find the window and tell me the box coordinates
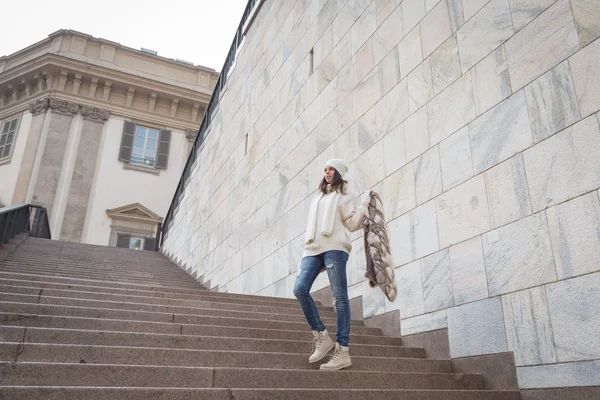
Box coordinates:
[116,232,156,251]
[129,236,144,250]
[131,125,159,167]
[0,116,20,160]
[118,121,171,170]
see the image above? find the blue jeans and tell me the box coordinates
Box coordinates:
[293,250,350,347]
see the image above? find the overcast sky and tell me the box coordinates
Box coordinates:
[0,0,250,72]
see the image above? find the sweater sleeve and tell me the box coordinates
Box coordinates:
[339,193,368,233]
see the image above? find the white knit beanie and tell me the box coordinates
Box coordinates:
[325,158,349,177]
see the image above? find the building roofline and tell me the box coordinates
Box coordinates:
[1,29,218,74]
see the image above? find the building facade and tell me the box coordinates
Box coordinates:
[0,30,218,249]
[162,0,600,391]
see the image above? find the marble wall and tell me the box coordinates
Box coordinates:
[162,0,600,389]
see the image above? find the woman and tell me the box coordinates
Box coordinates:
[293,158,370,371]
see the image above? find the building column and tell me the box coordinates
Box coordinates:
[29,98,79,225]
[59,106,109,242]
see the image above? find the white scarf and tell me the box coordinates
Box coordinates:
[305,188,342,245]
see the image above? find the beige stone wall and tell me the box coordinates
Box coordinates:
[161,0,600,389]
[81,117,189,246]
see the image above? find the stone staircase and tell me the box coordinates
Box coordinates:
[0,237,521,399]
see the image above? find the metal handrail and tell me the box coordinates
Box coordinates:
[0,204,52,244]
[160,0,260,248]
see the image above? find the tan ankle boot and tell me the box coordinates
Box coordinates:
[320,343,352,370]
[309,329,335,363]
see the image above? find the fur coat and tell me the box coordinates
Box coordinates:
[363,191,398,302]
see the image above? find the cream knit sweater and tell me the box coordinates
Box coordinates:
[302,191,368,258]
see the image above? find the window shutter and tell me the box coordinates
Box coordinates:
[143,237,156,251]
[116,233,131,248]
[118,121,136,162]
[156,129,171,169]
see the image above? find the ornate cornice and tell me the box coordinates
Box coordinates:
[48,97,79,115]
[81,105,110,120]
[186,129,198,141]
[29,98,49,115]
[28,97,109,120]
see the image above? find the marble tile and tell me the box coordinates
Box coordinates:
[351,1,378,55]
[525,61,580,142]
[447,297,509,358]
[517,361,600,389]
[570,0,600,47]
[437,174,491,248]
[410,199,440,259]
[373,4,404,64]
[523,115,600,212]
[376,79,410,137]
[382,123,407,175]
[546,272,600,362]
[401,309,448,336]
[375,0,397,27]
[483,213,557,296]
[354,140,386,191]
[395,260,425,318]
[362,277,387,317]
[349,66,382,122]
[356,107,378,151]
[439,126,474,191]
[546,192,600,280]
[414,145,442,205]
[458,0,514,73]
[387,213,413,266]
[502,287,557,366]
[425,0,441,13]
[461,0,491,21]
[381,163,416,220]
[352,0,372,20]
[470,91,533,175]
[471,46,512,116]
[333,0,355,46]
[421,249,455,312]
[485,154,532,229]
[508,0,554,32]
[397,26,423,78]
[447,0,464,32]
[349,236,366,286]
[431,34,461,95]
[428,72,476,146]
[505,0,580,91]
[403,106,430,165]
[449,236,489,305]
[402,0,426,36]
[379,46,401,96]
[407,58,434,113]
[420,0,453,57]
[570,37,600,118]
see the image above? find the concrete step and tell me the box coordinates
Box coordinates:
[0,387,523,400]
[0,362,485,389]
[0,326,414,359]
[0,273,302,304]
[0,291,341,324]
[0,265,201,287]
[0,284,335,316]
[0,260,195,278]
[0,302,380,335]
[0,342,430,371]
[0,313,399,346]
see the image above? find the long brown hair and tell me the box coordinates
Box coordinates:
[319,169,348,194]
